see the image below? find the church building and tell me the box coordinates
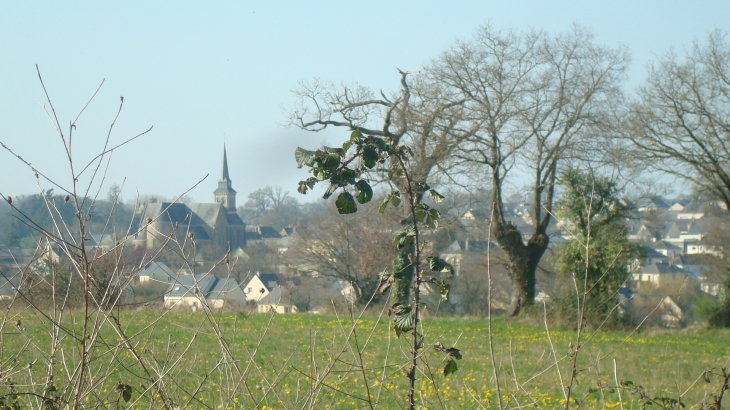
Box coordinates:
[134,145,246,250]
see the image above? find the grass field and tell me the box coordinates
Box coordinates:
[1,310,729,409]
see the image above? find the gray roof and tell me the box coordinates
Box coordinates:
[259,285,294,306]
[165,274,241,299]
[652,241,681,251]
[166,275,217,298]
[207,277,243,300]
[142,201,243,230]
[638,262,687,275]
[256,272,279,291]
[139,261,175,281]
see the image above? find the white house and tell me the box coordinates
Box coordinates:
[240,272,279,302]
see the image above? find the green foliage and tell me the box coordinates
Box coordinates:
[553,170,641,327]
[295,130,388,212]
[389,247,414,304]
[434,342,462,376]
[390,303,414,338]
[295,128,460,399]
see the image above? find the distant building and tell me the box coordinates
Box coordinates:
[632,262,688,286]
[257,285,298,314]
[241,272,279,302]
[137,261,176,284]
[164,274,246,309]
[134,145,246,250]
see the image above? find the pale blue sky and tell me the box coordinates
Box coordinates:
[1,1,728,203]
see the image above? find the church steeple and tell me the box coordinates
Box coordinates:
[221,144,230,181]
[214,144,237,212]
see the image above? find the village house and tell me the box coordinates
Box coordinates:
[137,261,176,284]
[240,271,279,302]
[257,284,298,313]
[632,262,688,286]
[164,274,246,309]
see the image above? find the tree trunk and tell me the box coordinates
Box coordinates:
[495,221,549,317]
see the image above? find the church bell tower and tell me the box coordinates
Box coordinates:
[213,144,237,212]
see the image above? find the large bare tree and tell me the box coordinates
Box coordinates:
[432,25,629,315]
[283,203,398,303]
[628,30,730,325]
[290,70,476,198]
[628,30,730,210]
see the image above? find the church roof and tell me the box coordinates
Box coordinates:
[188,203,224,226]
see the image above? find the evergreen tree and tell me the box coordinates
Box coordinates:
[553,170,641,327]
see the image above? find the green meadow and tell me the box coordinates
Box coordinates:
[1,311,728,409]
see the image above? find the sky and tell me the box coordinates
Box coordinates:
[1,1,729,204]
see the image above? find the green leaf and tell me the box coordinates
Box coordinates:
[322,152,341,168]
[415,181,431,193]
[392,304,414,338]
[393,226,416,249]
[362,146,378,169]
[427,256,454,277]
[429,189,445,203]
[342,140,352,153]
[443,358,458,376]
[436,280,451,300]
[350,130,363,140]
[445,347,462,360]
[335,192,357,214]
[116,384,132,402]
[355,180,373,204]
[379,200,389,213]
[390,195,401,207]
[294,147,316,168]
[323,183,338,200]
[297,181,310,195]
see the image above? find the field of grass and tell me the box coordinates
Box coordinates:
[0,310,729,409]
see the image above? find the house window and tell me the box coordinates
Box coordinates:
[247,287,252,294]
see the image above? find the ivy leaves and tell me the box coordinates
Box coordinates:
[295,130,388,214]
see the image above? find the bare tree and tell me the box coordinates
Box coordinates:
[240,185,301,229]
[432,24,629,315]
[628,30,730,209]
[283,202,397,303]
[290,69,475,197]
[626,30,730,326]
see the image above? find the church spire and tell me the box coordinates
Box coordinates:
[221,143,230,182]
[214,144,237,212]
